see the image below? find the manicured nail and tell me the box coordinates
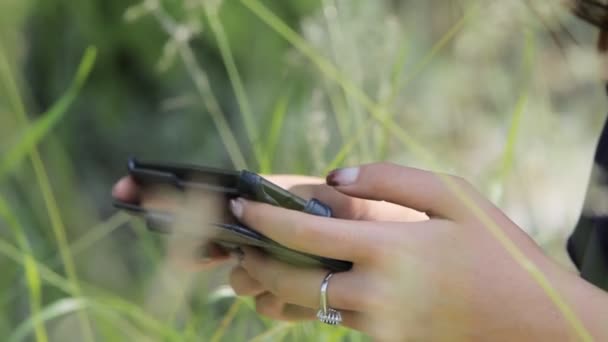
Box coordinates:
[326,167,360,186]
[230,198,244,218]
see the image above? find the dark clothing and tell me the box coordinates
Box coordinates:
[568,107,608,290]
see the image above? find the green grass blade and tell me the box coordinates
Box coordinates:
[259,91,289,173]
[150,7,248,169]
[388,40,410,95]
[9,298,89,342]
[377,39,409,160]
[0,42,29,129]
[0,45,98,340]
[323,117,374,174]
[239,0,431,164]
[25,49,98,342]
[495,30,536,203]
[67,212,131,258]
[382,3,479,107]
[323,80,350,144]
[320,9,351,145]
[0,196,47,342]
[321,0,371,161]
[249,322,294,342]
[240,0,377,112]
[210,299,242,342]
[40,212,131,271]
[0,238,184,341]
[0,238,77,294]
[0,47,97,182]
[9,297,160,342]
[204,1,263,168]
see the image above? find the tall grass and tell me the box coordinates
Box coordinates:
[1,46,98,341]
[0,0,603,340]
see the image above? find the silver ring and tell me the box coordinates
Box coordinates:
[316,271,342,325]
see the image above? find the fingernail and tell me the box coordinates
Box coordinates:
[326,167,360,186]
[230,198,244,218]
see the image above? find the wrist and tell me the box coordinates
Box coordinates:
[551,262,608,340]
[489,252,608,340]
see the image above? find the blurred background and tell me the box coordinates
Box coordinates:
[0,0,605,340]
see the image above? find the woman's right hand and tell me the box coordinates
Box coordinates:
[111,174,427,270]
[112,176,234,269]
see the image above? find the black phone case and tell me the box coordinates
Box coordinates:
[114,158,352,272]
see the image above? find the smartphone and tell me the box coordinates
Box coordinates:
[113,158,352,272]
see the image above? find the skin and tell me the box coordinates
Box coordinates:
[113,164,608,341]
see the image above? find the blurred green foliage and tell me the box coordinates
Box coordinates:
[0,0,606,340]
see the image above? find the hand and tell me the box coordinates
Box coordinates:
[112,176,233,269]
[111,173,425,271]
[229,163,608,341]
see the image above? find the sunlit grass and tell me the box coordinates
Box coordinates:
[0,196,47,342]
[258,92,289,174]
[0,46,98,341]
[493,30,535,205]
[203,0,263,169]
[0,47,96,181]
[0,235,184,341]
[145,4,249,170]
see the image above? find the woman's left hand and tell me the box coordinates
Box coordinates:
[229,163,605,341]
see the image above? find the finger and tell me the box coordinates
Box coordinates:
[290,183,371,220]
[262,175,324,191]
[326,162,487,220]
[241,247,368,311]
[230,198,378,262]
[262,175,427,222]
[255,292,316,321]
[229,265,265,296]
[112,176,140,203]
[281,304,316,321]
[254,292,286,320]
[287,183,427,222]
[254,292,360,328]
[113,176,180,210]
[263,175,369,220]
